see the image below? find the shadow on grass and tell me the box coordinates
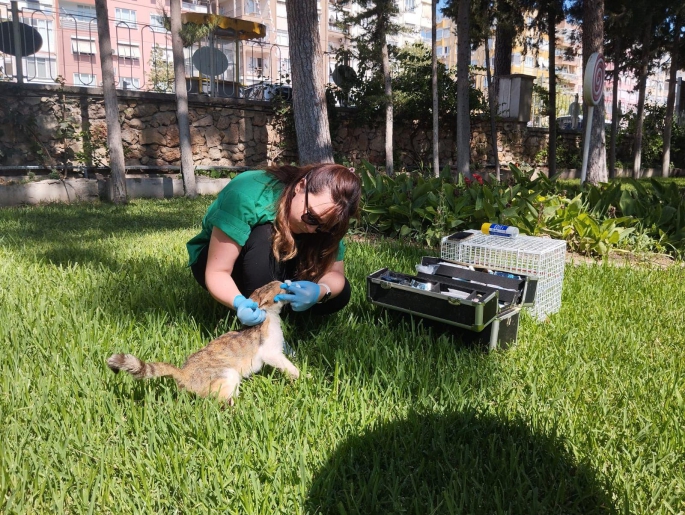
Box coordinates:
[0,198,208,245]
[306,410,616,515]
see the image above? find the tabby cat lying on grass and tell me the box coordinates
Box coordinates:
[107,281,298,405]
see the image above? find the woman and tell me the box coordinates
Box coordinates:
[187,163,361,326]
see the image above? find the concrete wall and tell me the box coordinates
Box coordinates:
[0,175,230,207]
[0,82,577,172]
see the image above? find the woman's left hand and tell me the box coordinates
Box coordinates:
[274,281,321,312]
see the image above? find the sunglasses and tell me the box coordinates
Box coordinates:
[301,174,326,232]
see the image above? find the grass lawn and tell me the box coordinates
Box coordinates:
[1,198,684,514]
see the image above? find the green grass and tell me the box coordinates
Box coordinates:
[1,199,684,514]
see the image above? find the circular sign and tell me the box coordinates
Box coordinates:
[0,21,43,56]
[583,52,604,106]
[191,46,229,76]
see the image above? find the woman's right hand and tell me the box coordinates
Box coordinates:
[233,295,266,326]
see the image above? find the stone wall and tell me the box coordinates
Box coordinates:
[0,82,578,171]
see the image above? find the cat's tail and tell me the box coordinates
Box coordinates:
[107,353,185,382]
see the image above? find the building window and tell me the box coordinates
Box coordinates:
[115,8,137,27]
[25,57,56,81]
[245,0,259,14]
[118,42,141,59]
[60,4,96,23]
[71,36,96,55]
[119,77,140,89]
[150,14,168,32]
[277,29,288,46]
[22,18,55,50]
[525,56,533,67]
[404,0,416,11]
[73,72,96,86]
[278,57,291,76]
[247,56,269,76]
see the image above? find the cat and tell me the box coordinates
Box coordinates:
[107,281,299,405]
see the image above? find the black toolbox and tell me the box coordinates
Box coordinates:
[366,257,538,349]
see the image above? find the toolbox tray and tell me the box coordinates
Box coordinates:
[419,256,538,307]
[366,268,500,332]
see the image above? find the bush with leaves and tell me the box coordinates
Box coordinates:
[616,103,685,169]
[358,161,684,257]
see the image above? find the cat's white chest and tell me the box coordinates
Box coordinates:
[252,313,284,372]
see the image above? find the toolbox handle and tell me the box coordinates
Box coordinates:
[447,297,461,306]
[380,280,393,290]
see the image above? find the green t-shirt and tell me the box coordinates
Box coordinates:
[186,170,346,266]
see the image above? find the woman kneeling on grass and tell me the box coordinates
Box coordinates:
[187,163,361,326]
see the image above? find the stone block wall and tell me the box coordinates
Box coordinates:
[0,82,577,171]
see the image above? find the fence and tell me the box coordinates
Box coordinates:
[0,3,339,99]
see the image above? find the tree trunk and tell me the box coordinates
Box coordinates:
[582,0,608,184]
[432,0,439,177]
[548,6,557,178]
[632,16,652,179]
[285,0,334,165]
[485,34,500,181]
[609,36,621,179]
[170,0,197,197]
[381,37,394,175]
[662,16,681,178]
[94,0,127,204]
[455,0,470,179]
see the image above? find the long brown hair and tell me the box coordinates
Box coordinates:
[267,163,361,281]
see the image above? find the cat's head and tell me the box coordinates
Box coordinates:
[250,280,287,315]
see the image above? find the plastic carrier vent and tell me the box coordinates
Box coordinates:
[441,232,566,320]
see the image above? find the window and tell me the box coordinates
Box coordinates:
[22,18,54,50]
[118,41,141,59]
[25,57,56,81]
[436,47,443,57]
[420,28,431,42]
[71,36,96,55]
[525,56,533,67]
[119,77,140,89]
[276,1,286,17]
[512,53,521,65]
[247,56,269,75]
[443,46,450,55]
[60,4,96,23]
[404,0,415,11]
[277,29,288,46]
[150,14,168,32]
[73,72,96,86]
[245,0,259,14]
[278,57,291,75]
[115,8,137,27]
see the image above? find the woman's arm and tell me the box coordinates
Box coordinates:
[205,227,243,308]
[317,260,346,301]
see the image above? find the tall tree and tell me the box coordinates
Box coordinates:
[94,0,127,203]
[285,0,334,165]
[662,11,683,177]
[341,0,399,175]
[582,0,608,184]
[631,12,655,178]
[456,0,471,178]
[170,0,197,197]
[432,0,439,177]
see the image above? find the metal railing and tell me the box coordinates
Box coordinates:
[0,4,306,98]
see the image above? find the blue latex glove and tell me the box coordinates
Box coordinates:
[233,294,266,326]
[274,281,321,312]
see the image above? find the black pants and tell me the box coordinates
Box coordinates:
[190,223,351,316]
